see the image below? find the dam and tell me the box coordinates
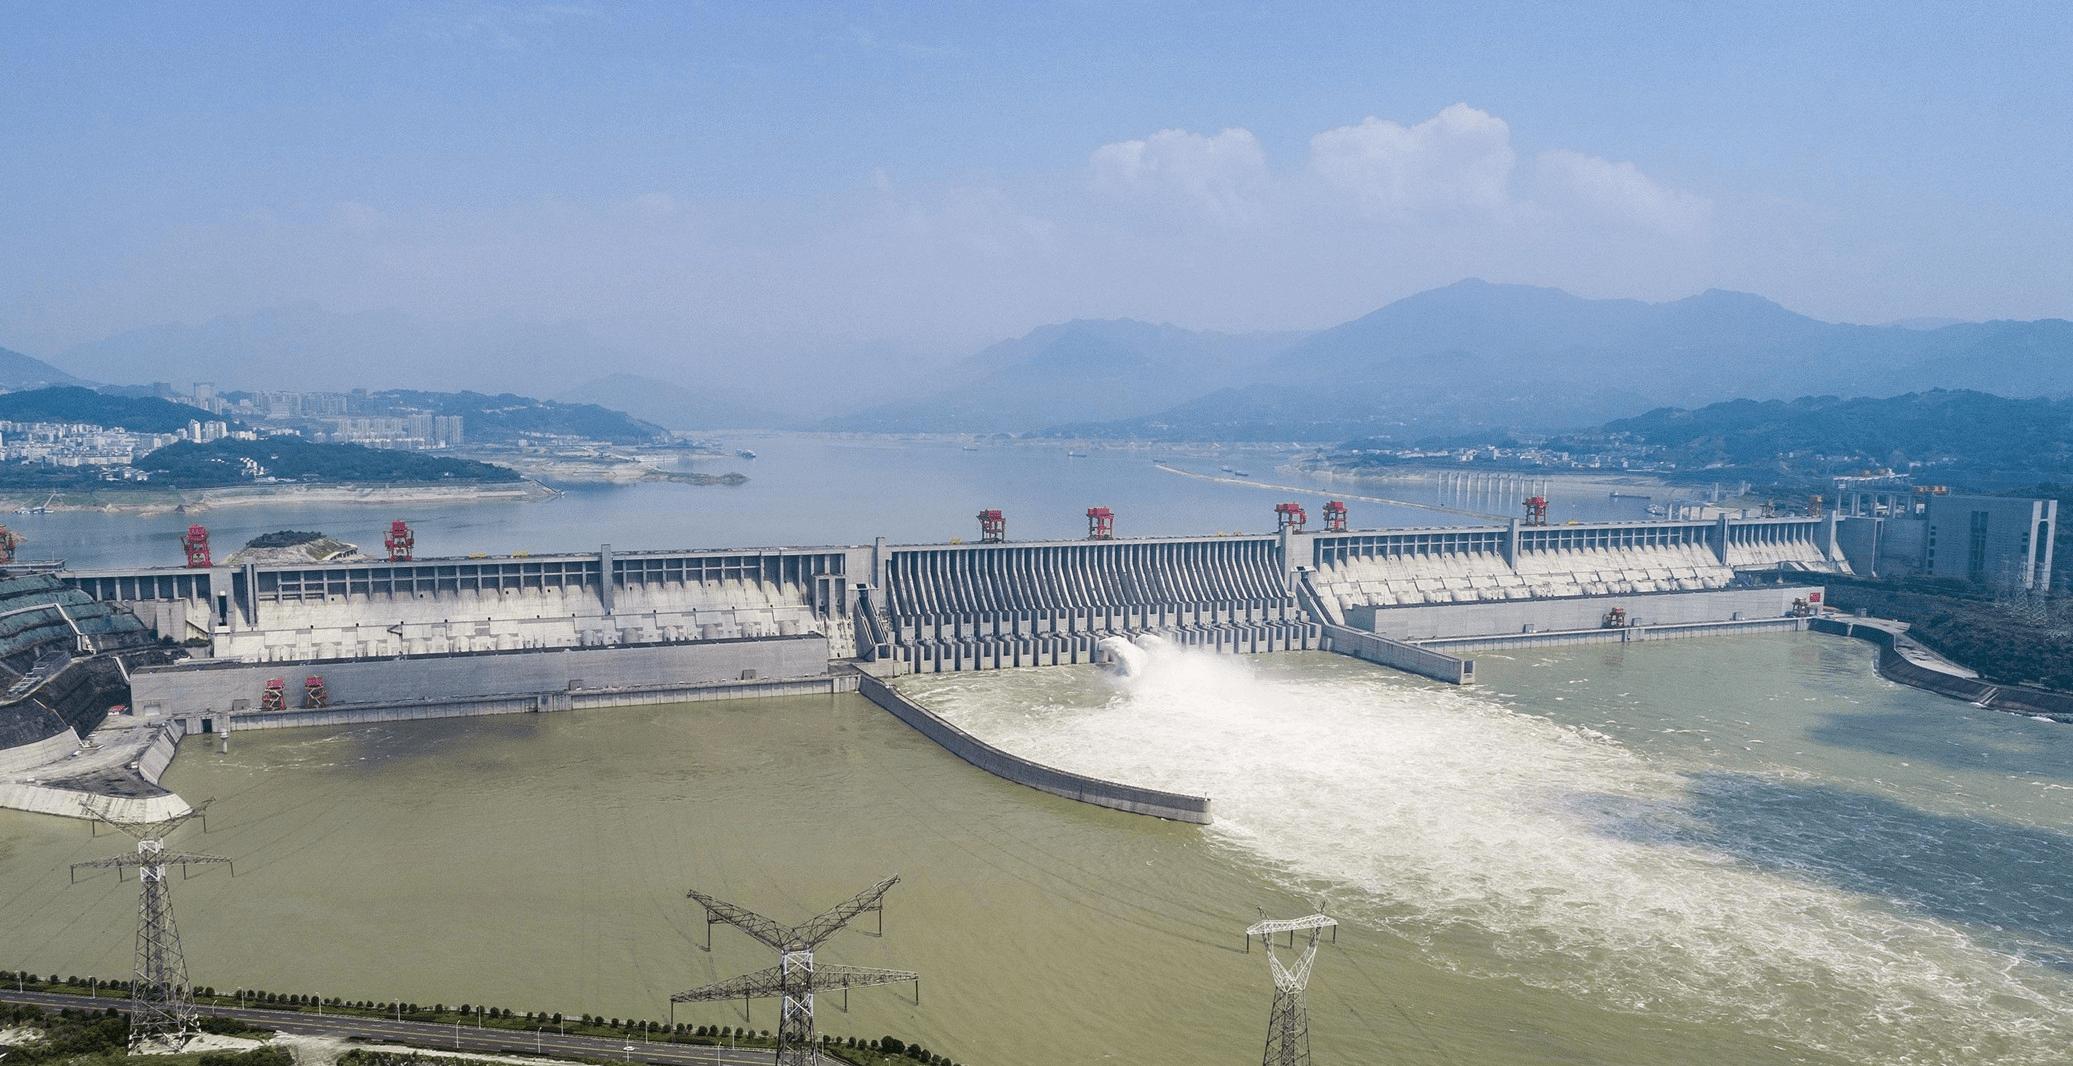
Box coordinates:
[12,509,2070,1066]
[0,507,1848,822]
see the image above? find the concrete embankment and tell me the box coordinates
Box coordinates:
[0,720,190,821]
[1422,615,1809,652]
[1321,624,1474,684]
[217,674,851,732]
[1811,617,2073,722]
[131,636,835,721]
[858,672,1212,824]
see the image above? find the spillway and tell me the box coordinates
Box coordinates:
[900,639,2073,1066]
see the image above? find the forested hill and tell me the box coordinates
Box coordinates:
[1594,390,2073,478]
[367,390,667,444]
[138,439,520,487]
[0,386,221,432]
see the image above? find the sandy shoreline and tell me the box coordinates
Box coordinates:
[0,479,558,516]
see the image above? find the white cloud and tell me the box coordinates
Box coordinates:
[1535,148,1711,236]
[1307,104,1517,219]
[29,103,1722,381]
[1089,127,1268,222]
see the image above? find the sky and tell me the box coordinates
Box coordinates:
[2,2,2070,389]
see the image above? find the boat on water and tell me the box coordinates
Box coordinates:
[1609,491,1651,499]
[735,449,758,460]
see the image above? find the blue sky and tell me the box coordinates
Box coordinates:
[2,2,2069,384]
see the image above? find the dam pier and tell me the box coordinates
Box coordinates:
[7,508,1847,821]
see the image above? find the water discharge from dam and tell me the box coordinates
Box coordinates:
[1,635,2068,1065]
[908,637,2073,1066]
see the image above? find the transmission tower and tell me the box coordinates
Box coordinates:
[69,800,231,1052]
[671,876,919,1065]
[1245,911,1338,1066]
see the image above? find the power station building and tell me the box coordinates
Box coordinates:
[1835,493,2057,589]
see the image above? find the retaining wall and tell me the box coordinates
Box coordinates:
[130,635,832,719]
[1320,624,1473,684]
[1352,586,1818,641]
[1810,618,2073,722]
[1422,616,1807,651]
[136,719,184,783]
[0,729,80,775]
[858,673,1212,824]
[216,675,850,732]
[0,782,188,821]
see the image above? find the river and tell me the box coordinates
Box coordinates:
[2,634,2066,1065]
[11,433,1659,567]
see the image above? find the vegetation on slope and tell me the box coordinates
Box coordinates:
[137,439,521,486]
[1823,576,2073,693]
[366,389,667,445]
[1596,390,2073,480]
[0,386,220,433]
[1,973,967,1066]
[0,1001,282,1066]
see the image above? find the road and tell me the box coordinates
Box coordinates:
[0,988,777,1066]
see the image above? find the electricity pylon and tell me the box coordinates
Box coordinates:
[70,800,231,1052]
[671,876,919,1065]
[1245,911,1338,1066]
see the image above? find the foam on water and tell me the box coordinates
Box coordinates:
[910,642,2073,1065]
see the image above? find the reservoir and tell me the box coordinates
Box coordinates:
[2,633,2066,1065]
[10,433,1657,567]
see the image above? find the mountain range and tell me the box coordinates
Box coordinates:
[844,280,2073,439]
[823,320,1301,434]
[1587,389,2073,486]
[10,280,2073,442]
[0,346,86,391]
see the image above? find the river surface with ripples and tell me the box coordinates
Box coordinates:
[2,633,2065,1065]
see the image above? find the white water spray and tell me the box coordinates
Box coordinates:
[908,642,2073,1065]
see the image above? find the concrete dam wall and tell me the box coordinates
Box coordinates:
[57,514,1848,725]
[129,635,834,724]
[858,673,1213,823]
[879,536,1319,673]
[1308,516,1843,616]
[66,546,861,662]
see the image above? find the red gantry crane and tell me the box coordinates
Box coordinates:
[978,509,1005,543]
[0,524,21,565]
[180,525,212,568]
[1274,502,1307,533]
[1523,496,1550,526]
[1322,500,1348,532]
[385,519,415,561]
[1086,506,1115,540]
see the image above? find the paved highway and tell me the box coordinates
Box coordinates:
[0,989,777,1066]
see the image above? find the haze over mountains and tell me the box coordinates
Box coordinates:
[850,279,2073,440]
[823,320,1301,434]
[10,279,2072,440]
[0,346,86,391]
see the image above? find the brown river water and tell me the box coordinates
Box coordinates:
[2,634,2068,1065]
